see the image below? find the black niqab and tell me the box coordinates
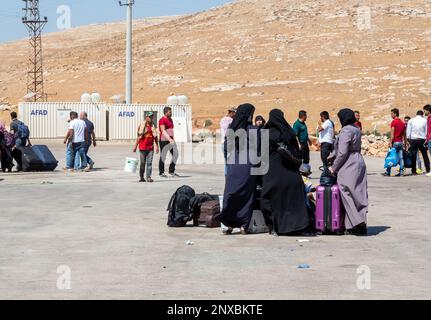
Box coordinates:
[264,109,296,143]
[229,103,255,131]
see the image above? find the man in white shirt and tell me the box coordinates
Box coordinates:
[63,111,89,172]
[317,111,335,168]
[407,110,430,175]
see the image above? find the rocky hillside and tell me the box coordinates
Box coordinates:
[1,0,431,131]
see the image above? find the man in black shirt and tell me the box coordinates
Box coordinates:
[80,112,96,170]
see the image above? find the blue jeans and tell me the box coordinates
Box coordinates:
[15,138,27,148]
[139,150,154,179]
[66,142,88,169]
[386,142,404,175]
[84,142,94,165]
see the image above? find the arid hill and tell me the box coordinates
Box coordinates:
[1,0,431,131]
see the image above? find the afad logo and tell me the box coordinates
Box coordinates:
[30,110,48,116]
[118,111,135,118]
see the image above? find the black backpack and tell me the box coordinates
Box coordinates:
[167,185,196,227]
[319,167,337,186]
[189,193,219,226]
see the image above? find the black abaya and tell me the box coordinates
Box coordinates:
[217,104,257,229]
[261,110,310,234]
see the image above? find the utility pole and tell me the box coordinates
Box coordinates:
[119,0,134,104]
[22,0,48,102]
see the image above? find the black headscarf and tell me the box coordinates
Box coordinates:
[255,115,266,127]
[229,103,255,131]
[337,108,356,128]
[264,109,296,143]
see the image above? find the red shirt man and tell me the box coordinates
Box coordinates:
[425,105,431,141]
[158,107,178,178]
[354,111,362,131]
[159,115,174,142]
[427,117,431,141]
[391,116,406,144]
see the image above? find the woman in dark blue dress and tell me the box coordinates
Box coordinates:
[216,104,257,235]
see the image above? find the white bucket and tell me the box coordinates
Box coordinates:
[124,157,138,173]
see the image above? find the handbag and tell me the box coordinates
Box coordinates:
[319,167,337,186]
[277,142,302,168]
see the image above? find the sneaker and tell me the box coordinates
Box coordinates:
[426,172,431,177]
[83,166,91,172]
[159,173,168,178]
[169,173,180,178]
[417,169,423,175]
[147,178,154,183]
[63,167,74,172]
[89,162,95,170]
[139,178,146,182]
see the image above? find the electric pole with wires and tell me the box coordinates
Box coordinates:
[22,0,48,102]
[118,0,134,104]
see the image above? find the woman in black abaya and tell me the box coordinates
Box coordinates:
[216,103,257,235]
[261,109,310,235]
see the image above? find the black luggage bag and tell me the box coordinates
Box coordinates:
[18,145,58,172]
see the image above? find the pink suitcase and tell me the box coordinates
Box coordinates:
[315,185,345,234]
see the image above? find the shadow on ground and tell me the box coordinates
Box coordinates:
[366,226,391,236]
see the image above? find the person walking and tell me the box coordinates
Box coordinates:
[9,112,31,172]
[293,110,312,165]
[407,110,431,176]
[329,109,368,235]
[63,111,89,172]
[80,112,96,170]
[404,116,423,174]
[9,112,31,148]
[133,113,159,182]
[159,107,179,178]
[317,111,335,169]
[384,108,406,177]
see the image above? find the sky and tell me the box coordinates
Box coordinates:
[0,0,233,43]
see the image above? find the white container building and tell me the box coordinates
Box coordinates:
[18,102,109,140]
[108,104,192,142]
[18,102,192,142]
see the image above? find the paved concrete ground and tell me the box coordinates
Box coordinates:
[0,141,430,300]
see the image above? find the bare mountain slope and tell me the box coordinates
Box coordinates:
[1,0,431,130]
